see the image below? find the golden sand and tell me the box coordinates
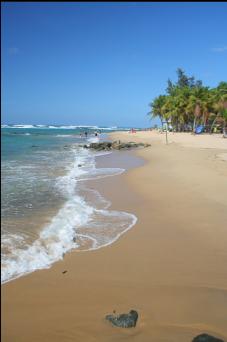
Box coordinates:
[2,131,227,341]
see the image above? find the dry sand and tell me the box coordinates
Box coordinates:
[2,132,227,342]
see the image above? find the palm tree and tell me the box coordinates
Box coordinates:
[147,69,227,135]
[221,108,227,135]
[210,82,227,133]
[186,90,202,132]
[148,95,167,129]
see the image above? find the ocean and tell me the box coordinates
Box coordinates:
[1,125,137,283]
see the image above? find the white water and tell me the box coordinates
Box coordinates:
[1,124,133,130]
[1,145,137,284]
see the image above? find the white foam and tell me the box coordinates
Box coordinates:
[78,167,125,181]
[47,125,99,129]
[71,125,99,129]
[12,124,35,128]
[1,124,138,131]
[56,134,73,137]
[87,136,99,143]
[1,145,137,284]
[1,188,94,284]
[76,210,137,251]
[1,124,135,131]
[97,126,117,130]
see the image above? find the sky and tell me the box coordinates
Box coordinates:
[1,2,227,127]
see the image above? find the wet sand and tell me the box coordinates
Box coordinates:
[2,132,227,341]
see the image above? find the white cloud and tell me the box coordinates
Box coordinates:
[212,46,227,53]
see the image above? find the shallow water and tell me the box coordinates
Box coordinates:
[1,126,137,283]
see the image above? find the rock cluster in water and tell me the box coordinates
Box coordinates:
[83,141,151,151]
[192,334,224,342]
[105,310,138,328]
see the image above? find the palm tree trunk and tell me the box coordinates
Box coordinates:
[176,119,179,132]
[210,115,218,133]
[192,116,197,133]
[203,112,206,126]
[160,118,164,132]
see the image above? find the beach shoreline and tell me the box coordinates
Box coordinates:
[2,131,227,341]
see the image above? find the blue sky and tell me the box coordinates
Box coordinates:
[2,2,227,127]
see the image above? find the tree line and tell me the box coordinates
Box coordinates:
[148,68,227,133]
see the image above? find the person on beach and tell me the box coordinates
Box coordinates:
[84,131,88,138]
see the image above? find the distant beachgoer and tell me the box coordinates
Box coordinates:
[95,131,98,137]
[85,131,88,138]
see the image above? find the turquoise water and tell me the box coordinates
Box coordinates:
[2,127,87,220]
[1,125,137,283]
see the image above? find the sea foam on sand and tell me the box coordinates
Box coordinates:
[1,144,137,283]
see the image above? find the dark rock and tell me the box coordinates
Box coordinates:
[62,270,67,274]
[89,142,112,150]
[106,310,138,328]
[111,141,121,150]
[84,141,150,151]
[192,334,224,342]
[78,164,82,167]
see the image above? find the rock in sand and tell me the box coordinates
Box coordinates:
[105,310,138,328]
[192,334,224,342]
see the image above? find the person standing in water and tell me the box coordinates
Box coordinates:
[84,131,88,138]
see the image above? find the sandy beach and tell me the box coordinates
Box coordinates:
[2,131,227,342]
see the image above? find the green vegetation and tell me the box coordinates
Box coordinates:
[148,69,227,133]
